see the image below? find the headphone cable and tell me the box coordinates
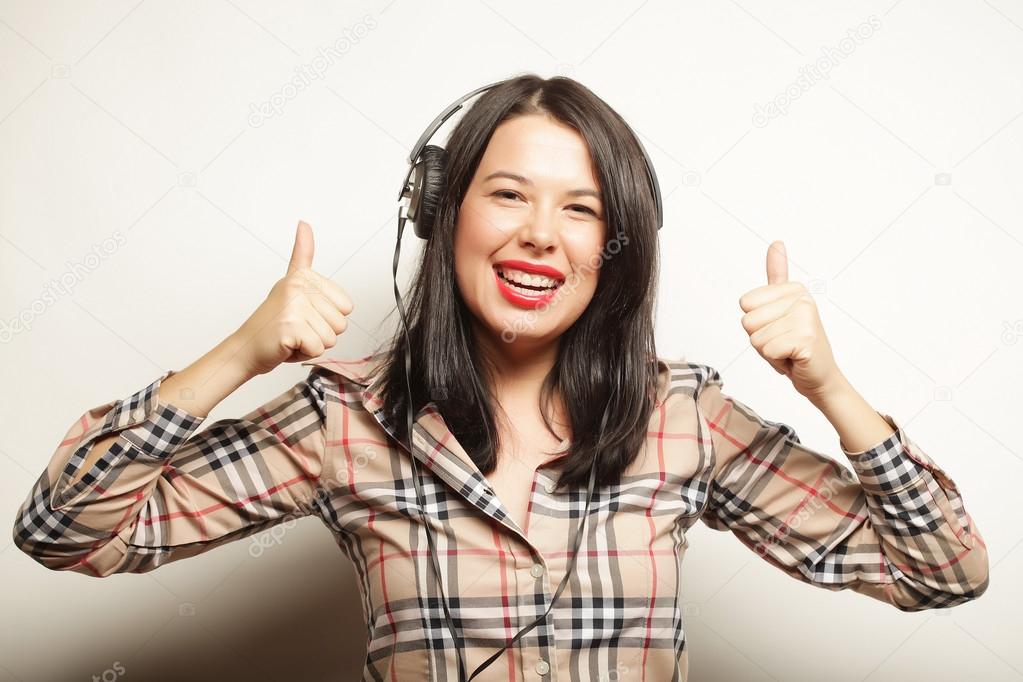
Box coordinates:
[392,213,609,681]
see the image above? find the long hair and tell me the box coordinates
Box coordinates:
[372,73,661,489]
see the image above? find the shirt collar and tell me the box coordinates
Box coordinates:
[302,350,672,539]
[304,350,673,420]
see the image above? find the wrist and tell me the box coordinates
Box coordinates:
[218,332,261,382]
[157,335,255,419]
[805,370,855,413]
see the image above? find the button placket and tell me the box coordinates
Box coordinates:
[521,466,560,680]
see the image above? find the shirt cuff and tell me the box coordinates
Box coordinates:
[840,412,930,495]
[96,369,205,460]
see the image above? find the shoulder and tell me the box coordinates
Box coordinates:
[301,350,387,386]
[654,354,724,404]
[303,351,723,406]
[300,351,390,414]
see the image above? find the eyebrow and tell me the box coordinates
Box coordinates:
[483,171,602,200]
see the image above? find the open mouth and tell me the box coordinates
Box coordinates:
[493,265,565,296]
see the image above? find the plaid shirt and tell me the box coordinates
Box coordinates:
[13,351,989,681]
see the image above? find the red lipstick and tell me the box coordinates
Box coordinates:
[492,260,566,310]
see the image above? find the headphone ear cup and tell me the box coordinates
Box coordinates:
[411,144,448,240]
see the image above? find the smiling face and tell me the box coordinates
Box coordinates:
[453,113,608,355]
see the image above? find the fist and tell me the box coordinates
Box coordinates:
[233,221,355,376]
[738,241,842,400]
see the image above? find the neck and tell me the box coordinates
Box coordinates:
[471,319,570,430]
[474,321,559,391]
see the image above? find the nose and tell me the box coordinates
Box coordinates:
[516,206,559,254]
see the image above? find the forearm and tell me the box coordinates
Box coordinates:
[68,334,255,486]
[159,333,256,418]
[807,371,896,453]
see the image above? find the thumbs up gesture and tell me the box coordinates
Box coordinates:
[738,241,843,401]
[230,221,355,377]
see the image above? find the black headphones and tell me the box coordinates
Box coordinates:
[398,79,664,240]
[389,78,660,681]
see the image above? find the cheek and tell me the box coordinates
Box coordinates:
[455,199,506,256]
[565,234,606,282]
[452,207,497,302]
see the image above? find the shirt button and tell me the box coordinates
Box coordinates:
[131,408,144,422]
[544,480,557,494]
[530,563,545,578]
[535,659,550,675]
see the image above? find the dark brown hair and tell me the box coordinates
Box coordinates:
[372,73,661,489]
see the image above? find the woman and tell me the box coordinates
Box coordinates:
[13,74,989,681]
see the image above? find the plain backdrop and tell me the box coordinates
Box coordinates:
[2,1,1021,680]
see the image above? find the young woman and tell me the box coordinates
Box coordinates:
[13,74,989,681]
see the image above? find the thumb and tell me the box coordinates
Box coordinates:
[766,240,788,285]
[287,221,314,274]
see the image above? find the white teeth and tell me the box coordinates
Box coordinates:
[504,279,560,297]
[497,267,560,289]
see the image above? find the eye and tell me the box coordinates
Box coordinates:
[569,204,596,215]
[493,190,521,201]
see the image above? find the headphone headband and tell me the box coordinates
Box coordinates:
[399,79,664,234]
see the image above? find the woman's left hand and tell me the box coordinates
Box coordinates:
[738,241,845,402]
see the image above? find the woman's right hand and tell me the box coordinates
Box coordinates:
[231,221,355,377]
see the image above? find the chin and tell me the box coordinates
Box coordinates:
[496,319,565,346]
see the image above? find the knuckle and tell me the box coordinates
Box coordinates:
[282,277,306,295]
[291,269,316,287]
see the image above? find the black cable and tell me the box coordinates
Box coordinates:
[392,212,613,680]
[393,215,468,680]
[465,408,606,680]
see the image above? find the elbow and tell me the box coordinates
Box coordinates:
[947,535,992,607]
[898,521,992,612]
[964,571,991,603]
[11,509,120,578]
[958,548,991,605]
[889,554,990,613]
[10,509,42,566]
[14,544,119,578]
[889,582,989,613]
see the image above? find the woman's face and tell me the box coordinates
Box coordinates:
[454,113,607,352]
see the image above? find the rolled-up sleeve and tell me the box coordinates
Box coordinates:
[694,364,989,611]
[12,364,338,577]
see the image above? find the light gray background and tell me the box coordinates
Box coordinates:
[2,1,1021,680]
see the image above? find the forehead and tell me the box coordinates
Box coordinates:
[477,114,599,184]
